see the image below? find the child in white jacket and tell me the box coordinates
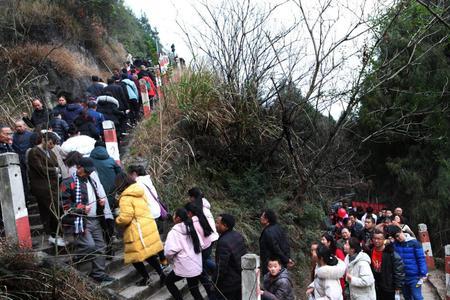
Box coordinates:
[307,244,346,300]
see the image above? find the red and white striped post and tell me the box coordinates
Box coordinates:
[445,245,450,300]
[102,120,121,166]
[0,153,32,248]
[155,67,164,101]
[418,223,435,270]
[139,78,151,119]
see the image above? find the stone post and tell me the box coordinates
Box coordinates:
[241,253,261,300]
[445,245,450,300]
[418,223,435,270]
[0,153,32,248]
[102,120,121,166]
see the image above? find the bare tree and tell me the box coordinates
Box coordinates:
[179,0,449,202]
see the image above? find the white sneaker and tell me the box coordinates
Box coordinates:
[48,236,67,247]
[55,236,67,247]
[48,236,56,245]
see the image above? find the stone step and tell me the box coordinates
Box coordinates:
[75,248,126,275]
[31,224,44,236]
[104,263,160,290]
[28,213,42,226]
[27,202,40,215]
[119,272,165,300]
[146,279,189,300]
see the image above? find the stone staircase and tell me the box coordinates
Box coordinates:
[28,201,205,300]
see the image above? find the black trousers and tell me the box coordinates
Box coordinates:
[215,290,241,300]
[132,255,162,280]
[199,245,214,298]
[34,189,60,237]
[376,288,395,300]
[166,270,203,300]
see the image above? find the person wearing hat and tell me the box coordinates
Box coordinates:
[60,157,114,283]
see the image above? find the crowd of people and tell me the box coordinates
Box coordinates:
[0,62,431,300]
[308,204,428,300]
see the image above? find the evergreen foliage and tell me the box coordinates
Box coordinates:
[357,1,450,253]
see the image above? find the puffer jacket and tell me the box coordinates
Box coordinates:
[164,222,203,278]
[394,236,428,283]
[90,146,122,207]
[309,259,346,300]
[116,183,163,264]
[62,103,83,126]
[96,97,124,126]
[262,268,294,300]
[345,251,376,300]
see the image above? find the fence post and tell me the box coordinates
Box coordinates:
[445,245,450,300]
[0,153,32,248]
[241,253,261,300]
[102,120,121,165]
[418,223,435,270]
[139,78,152,118]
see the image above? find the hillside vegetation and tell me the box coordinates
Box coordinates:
[0,0,158,124]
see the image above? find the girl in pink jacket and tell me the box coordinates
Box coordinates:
[164,208,204,300]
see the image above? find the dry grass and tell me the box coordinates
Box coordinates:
[7,43,106,79]
[0,238,108,300]
[13,0,83,41]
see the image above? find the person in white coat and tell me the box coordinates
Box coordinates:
[344,237,376,300]
[307,244,346,300]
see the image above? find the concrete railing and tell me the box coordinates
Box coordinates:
[241,253,261,300]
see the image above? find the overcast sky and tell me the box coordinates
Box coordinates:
[124,0,195,59]
[123,0,388,118]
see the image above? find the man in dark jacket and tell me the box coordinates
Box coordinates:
[62,98,83,126]
[86,75,105,97]
[102,78,129,112]
[259,209,293,275]
[22,98,52,129]
[0,124,14,153]
[389,225,427,300]
[362,215,376,253]
[371,229,404,300]
[49,112,69,142]
[214,213,247,300]
[12,120,34,196]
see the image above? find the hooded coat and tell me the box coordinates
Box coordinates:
[164,222,204,278]
[96,96,124,127]
[90,146,122,207]
[344,251,376,300]
[309,259,346,300]
[62,103,83,126]
[116,183,163,264]
[262,268,294,300]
